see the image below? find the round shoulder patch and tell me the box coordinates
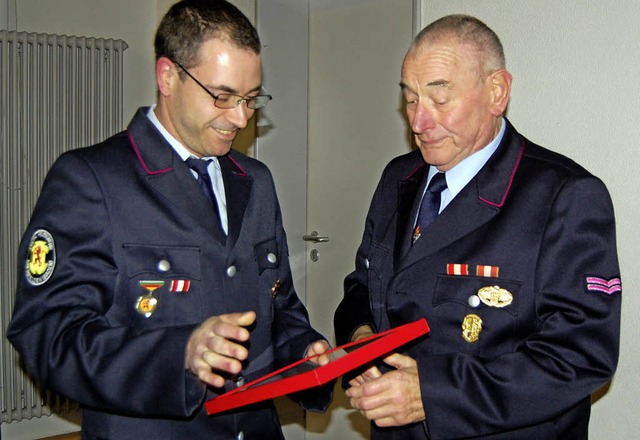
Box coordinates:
[25,229,56,286]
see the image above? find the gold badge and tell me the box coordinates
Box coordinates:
[271,279,282,298]
[462,313,483,343]
[25,229,56,286]
[135,281,164,318]
[477,285,513,308]
[135,294,158,318]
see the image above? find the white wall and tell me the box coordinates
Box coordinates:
[420,1,639,439]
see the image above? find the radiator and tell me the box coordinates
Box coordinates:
[0,30,128,424]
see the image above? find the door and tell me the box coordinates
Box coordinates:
[257,1,414,438]
[304,2,413,438]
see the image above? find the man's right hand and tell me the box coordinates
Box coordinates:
[185,311,256,388]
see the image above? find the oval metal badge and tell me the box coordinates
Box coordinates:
[462,313,483,343]
[477,285,513,308]
[25,229,56,286]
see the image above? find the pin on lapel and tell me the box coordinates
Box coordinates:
[271,279,282,298]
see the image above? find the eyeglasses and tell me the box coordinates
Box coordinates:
[174,61,272,110]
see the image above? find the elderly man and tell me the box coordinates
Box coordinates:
[335,14,621,439]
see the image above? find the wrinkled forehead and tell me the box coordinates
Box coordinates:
[401,40,481,89]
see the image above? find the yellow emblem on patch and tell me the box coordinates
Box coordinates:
[25,229,56,286]
[29,240,50,276]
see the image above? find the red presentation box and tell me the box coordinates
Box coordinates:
[205,318,430,415]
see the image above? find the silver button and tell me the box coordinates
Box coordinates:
[365,258,370,269]
[226,265,237,277]
[157,259,171,272]
[235,376,245,387]
[267,252,277,264]
[237,432,244,440]
[468,295,481,308]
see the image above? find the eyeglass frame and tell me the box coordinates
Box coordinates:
[174,61,272,110]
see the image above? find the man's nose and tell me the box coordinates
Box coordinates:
[410,103,437,133]
[226,103,253,129]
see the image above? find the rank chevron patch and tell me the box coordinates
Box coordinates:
[585,276,622,295]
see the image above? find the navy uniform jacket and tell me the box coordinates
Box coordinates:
[8,108,329,440]
[335,120,621,439]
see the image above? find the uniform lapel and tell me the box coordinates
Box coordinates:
[219,153,253,250]
[397,121,525,270]
[126,108,225,243]
[394,158,428,267]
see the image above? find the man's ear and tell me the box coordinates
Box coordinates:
[156,57,178,98]
[489,69,512,117]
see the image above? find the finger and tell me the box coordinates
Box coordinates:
[306,340,330,357]
[210,312,256,342]
[230,310,256,327]
[363,365,383,380]
[205,334,249,362]
[203,349,244,375]
[350,389,398,421]
[346,366,382,397]
[348,375,366,387]
[382,352,414,369]
[356,368,425,426]
[190,355,228,388]
[306,340,331,365]
[185,312,256,374]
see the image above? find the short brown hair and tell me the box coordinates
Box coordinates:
[154,0,261,69]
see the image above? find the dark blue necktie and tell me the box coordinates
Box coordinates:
[413,172,447,243]
[186,157,216,207]
[186,158,225,235]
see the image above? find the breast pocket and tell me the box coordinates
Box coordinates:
[431,275,522,357]
[253,238,280,275]
[121,243,201,326]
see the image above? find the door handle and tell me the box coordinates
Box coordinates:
[303,231,330,243]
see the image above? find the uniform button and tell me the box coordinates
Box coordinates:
[157,259,171,272]
[365,258,370,269]
[468,295,481,308]
[235,376,245,387]
[267,252,277,264]
[226,265,237,277]
[237,432,244,440]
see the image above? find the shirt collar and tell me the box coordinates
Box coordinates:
[433,117,506,199]
[146,105,221,166]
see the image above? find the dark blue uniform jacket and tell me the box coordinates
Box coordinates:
[9,108,330,439]
[335,120,621,439]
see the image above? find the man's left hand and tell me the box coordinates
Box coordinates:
[346,353,425,427]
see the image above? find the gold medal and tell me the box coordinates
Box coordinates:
[135,280,164,318]
[135,294,158,317]
[477,285,513,308]
[462,313,483,343]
